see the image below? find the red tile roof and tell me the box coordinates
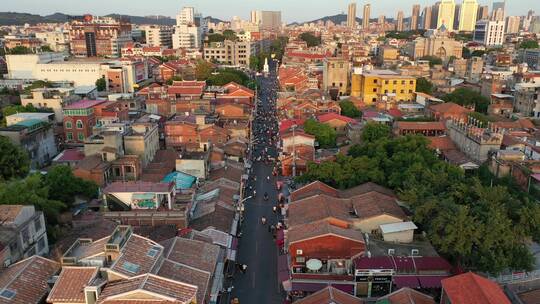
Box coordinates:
[0,255,60,304]
[441,272,511,304]
[428,136,457,151]
[378,287,435,304]
[64,99,106,110]
[290,181,339,202]
[317,113,357,124]
[279,118,306,133]
[294,286,363,304]
[396,121,446,131]
[47,267,99,303]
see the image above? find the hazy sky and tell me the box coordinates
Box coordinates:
[3,0,539,23]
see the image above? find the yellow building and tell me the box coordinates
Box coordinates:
[351,70,417,104]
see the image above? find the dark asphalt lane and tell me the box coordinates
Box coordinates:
[229,66,283,304]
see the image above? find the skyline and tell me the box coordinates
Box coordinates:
[2,0,539,23]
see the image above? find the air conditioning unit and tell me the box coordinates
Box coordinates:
[296,249,303,255]
[388,249,395,256]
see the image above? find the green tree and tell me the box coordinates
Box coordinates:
[166,76,183,85]
[207,68,249,86]
[415,77,434,94]
[442,87,490,113]
[0,136,30,180]
[207,33,225,43]
[43,165,98,208]
[95,77,107,91]
[23,80,53,94]
[519,40,539,49]
[249,55,261,71]
[195,60,214,80]
[222,30,237,41]
[360,122,390,143]
[7,46,32,54]
[299,32,321,47]
[419,55,443,67]
[303,118,337,148]
[471,50,486,57]
[339,100,361,118]
[462,47,472,59]
[40,45,53,52]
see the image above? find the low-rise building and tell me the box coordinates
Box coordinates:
[0,118,58,169]
[124,122,160,167]
[0,255,60,303]
[441,272,511,304]
[63,99,105,144]
[351,70,416,105]
[0,205,49,266]
[323,57,350,96]
[20,88,81,123]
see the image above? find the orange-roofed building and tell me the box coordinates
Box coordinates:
[441,272,511,304]
[427,102,473,121]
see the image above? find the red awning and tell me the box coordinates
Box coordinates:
[418,275,447,288]
[393,276,420,289]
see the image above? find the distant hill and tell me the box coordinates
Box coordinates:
[0,12,225,26]
[292,13,398,26]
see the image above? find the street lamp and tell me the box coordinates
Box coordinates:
[237,195,253,213]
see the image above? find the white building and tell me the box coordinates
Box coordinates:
[0,205,49,266]
[141,25,173,48]
[6,53,148,93]
[34,29,70,53]
[473,20,505,46]
[172,6,204,50]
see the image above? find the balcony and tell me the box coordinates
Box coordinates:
[291,260,355,281]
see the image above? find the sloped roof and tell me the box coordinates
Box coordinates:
[377,287,435,304]
[47,267,99,303]
[97,274,197,304]
[441,272,511,304]
[290,181,339,202]
[109,234,163,278]
[0,255,60,304]
[351,192,407,221]
[287,221,365,244]
[294,286,363,304]
[317,113,357,124]
[288,195,352,227]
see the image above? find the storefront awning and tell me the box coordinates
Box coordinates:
[418,275,447,288]
[393,276,420,289]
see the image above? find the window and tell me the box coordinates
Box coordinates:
[37,237,46,252]
[0,289,16,300]
[21,227,30,244]
[122,261,140,273]
[67,132,73,140]
[147,246,161,257]
[384,80,389,84]
[34,218,42,232]
[125,166,133,173]
[372,88,377,92]
[393,80,397,85]
[401,80,405,85]
[373,79,378,84]
[77,133,85,141]
[65,121,72,129]
[76,120,83,129]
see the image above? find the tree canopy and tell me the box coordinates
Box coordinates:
[195,60,214,80]
[441,87,490,113]
[385,30,425,40]
[297,123,540,274]
[207,33,225,43]
[207,68,249,86]
[303,118,337,148]
[415,77,434,94]
[339,100,361,118]
[519,40,539,49]
[0,136,30,181]
[7,46,32,54]
[299,32,321,47]
[95,77,106,91]
[419,55,443,67]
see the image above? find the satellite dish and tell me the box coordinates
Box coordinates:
[306,259,322,271]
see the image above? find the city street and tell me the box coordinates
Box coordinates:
[229,64,283,304]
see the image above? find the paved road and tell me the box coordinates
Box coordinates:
[230,66,283,304]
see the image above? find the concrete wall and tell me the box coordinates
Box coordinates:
[352,214,403,234]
